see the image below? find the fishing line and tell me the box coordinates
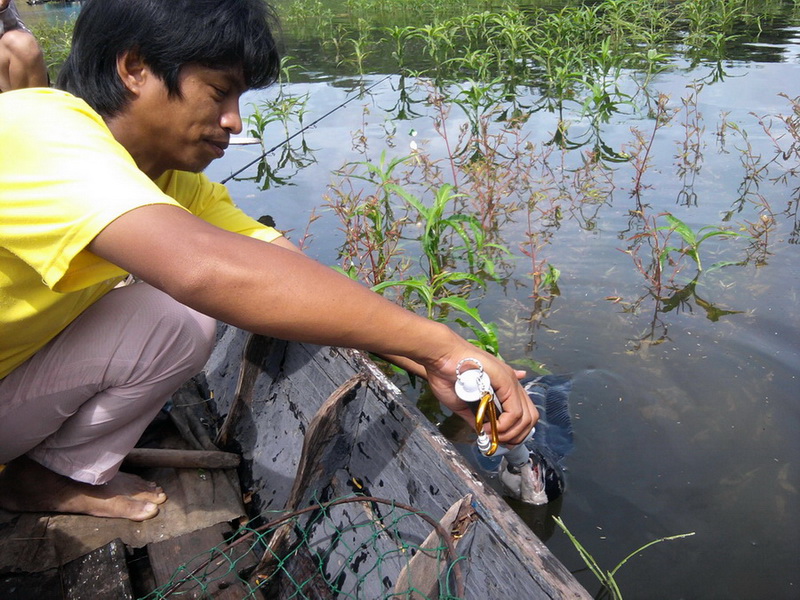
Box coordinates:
[221,74,393,184]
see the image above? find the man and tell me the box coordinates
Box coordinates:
[0,0,48,91]
[0,0,537,522]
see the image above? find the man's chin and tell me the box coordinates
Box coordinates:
[179,157,216,174]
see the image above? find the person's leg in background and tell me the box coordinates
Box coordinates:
[0,0,49,91]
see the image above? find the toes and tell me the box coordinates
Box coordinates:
[128,486,167,504]
[130,501,160,522]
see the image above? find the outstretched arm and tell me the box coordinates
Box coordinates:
[89,204,537,442]
[271,236,431,379]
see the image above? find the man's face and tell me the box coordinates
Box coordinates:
[132,63,247,176]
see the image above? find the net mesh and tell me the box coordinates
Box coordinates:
[140,493,465,600]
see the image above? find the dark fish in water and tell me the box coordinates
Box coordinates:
[475,375,574,505]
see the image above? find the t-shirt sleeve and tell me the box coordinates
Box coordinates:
[155,170,283,243]
[0,90,181,292]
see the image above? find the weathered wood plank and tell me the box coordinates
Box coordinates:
[393,495,477,599]
[249,373,367,595]
[0,570,61,599]
[0,512,56,574]
[61,539,134,600]
[208,337,349,514]
[147,522,258,600]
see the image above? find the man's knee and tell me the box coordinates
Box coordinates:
[181,308,217,374]
[134,285,217,373]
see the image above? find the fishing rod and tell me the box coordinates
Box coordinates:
[221,74,393,184]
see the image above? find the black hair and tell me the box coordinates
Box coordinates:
[57,0,282,116]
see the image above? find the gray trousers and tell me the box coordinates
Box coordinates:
[0,282,217,484]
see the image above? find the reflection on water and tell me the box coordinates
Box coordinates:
[22,1,800,598]
[221,64,800,600]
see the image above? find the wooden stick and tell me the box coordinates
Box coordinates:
[123,448,240,469]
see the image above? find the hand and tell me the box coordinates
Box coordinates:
[0,0,10,12]
[424,345,538,445]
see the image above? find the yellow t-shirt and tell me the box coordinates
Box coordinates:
[0,88,281,379]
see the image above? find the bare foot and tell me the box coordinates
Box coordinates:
[0,456,167,521]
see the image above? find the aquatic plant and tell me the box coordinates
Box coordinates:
[384,25,417,72]
[554,516,695,600]
[271,0,793,137]
[271,2,795,359]
[395,182,511,279]
[246,90,309,147]
[615,85,750,333]
[326,152,412,288]
[657,213,746,273]
[717,107,788,265]
[338,20,375,75]
[279,0,333,29]
[674,83,705,207]
[622,208,747,309]
[681,0,747,52]
[626,93,674,201]
[30,16,75,79]
[242,90,313,189]
[324,135,515,357]
[522,215,561,300]
[756,94,800,245]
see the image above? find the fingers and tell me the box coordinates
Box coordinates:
[484,363,537,445]
[422,345,536,446]
[495,396,538,444]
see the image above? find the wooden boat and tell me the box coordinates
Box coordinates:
[0,325,591,599]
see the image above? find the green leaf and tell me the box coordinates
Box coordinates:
[660,213,697,246]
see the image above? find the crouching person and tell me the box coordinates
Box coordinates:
[0,0,536,521]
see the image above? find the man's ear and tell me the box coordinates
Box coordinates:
[116,49,149,96]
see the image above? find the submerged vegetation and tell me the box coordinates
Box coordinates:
[29,0,797,355]
[553,516,695,600]
[234,0,800,357]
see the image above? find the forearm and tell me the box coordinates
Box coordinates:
[189,239,534,439]
[272,234,430,378]
[91,206,456,366]
[89,205,537,442]
[186,238,458,364]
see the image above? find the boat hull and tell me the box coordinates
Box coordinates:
[204,326,590,599]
